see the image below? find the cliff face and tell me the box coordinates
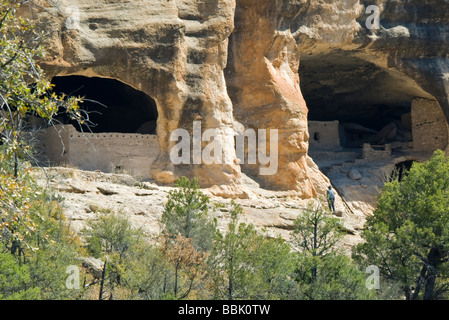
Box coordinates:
[24,0,244,196]
[25,0,449,200]
[294,0,449,122]
[225,0,314,196]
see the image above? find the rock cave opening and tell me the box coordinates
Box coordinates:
[51,75,158,134]
[298,52,446,170]
[300,53,421,152]
[32,75,162,179]
[392,160,416,182]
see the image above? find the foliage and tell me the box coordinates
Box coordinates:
[292,201,344,280]
[292,201,374,300]
[354,150,449,300]
[293,201,344,257]
[0,0,84,176]
[160,235,209,299]
[162,176,216,252]
[84,212,143,259]
[0,162,39,255]
[0,243,40,300]
[208,201,296,300]
[0,163,85,299]
[120,243,169,300]
[24,199,83,299]
[82,212,146,299]
[293,253,375,300]
[0,1,86,299]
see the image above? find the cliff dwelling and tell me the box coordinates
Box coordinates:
[18,0,449,201]
[301,52,449,172]
[35,76,161,179]
[52,76,158,134]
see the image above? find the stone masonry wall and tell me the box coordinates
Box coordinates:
[37,125,160,179]
[308,121,341,151]
[412,98,449,152]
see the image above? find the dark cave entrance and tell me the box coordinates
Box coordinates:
[299,53,427,151]
[51,76,158,134]
[392,160,416,182]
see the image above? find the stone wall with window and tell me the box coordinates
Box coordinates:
[412,98,449,152]
[308,121,341,151]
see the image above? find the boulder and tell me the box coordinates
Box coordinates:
[333,210,344,217]
[97,186,118,196]
[348,168,362,180]
[81,257,104,279]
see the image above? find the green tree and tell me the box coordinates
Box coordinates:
[252,233,297,299]
[160,234,208,299]
[122,243,171,300]
[208,202,296,300]
[292,201,374,300]
[354,150,449,300]
[162,176,216,252]
[82,212,145,299]
[0,0,84,259]
[84,212,143,259]
[25,200,82,300]
[293,201,344,280]
[0,181,85,300]
[293,253,375,300]
[0,243,40,300]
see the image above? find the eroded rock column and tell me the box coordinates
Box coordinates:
[226,0,315,197]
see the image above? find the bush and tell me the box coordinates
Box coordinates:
[162,177,216,253]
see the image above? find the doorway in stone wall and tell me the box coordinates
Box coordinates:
[392,160,416,182]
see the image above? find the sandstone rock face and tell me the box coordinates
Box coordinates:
[225,0,315,197]
[24,1,449,205]
[295,0,449,124]
[23,0,242,195]
[33,166,366,254]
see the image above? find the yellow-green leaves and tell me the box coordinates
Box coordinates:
[0,0,85,166]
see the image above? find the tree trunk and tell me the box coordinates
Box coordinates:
[228,265,234,300]
[174,264,179,298]
[99,259,107,300]
[312,210,318,280]
[423,247,442,300]
[14,152,18,178]
[412,264,428,300]
[423,269,436,300]
[228,254,234,300]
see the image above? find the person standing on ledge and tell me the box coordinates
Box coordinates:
[327,185,336,212]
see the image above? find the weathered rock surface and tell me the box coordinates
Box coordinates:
[348,168,362,180]
[33,167,365,253]
[295,0,449,124]
[21,1,449,214]
[225,1,314,197]
[23,0,242,194]
[81,257,104,279]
